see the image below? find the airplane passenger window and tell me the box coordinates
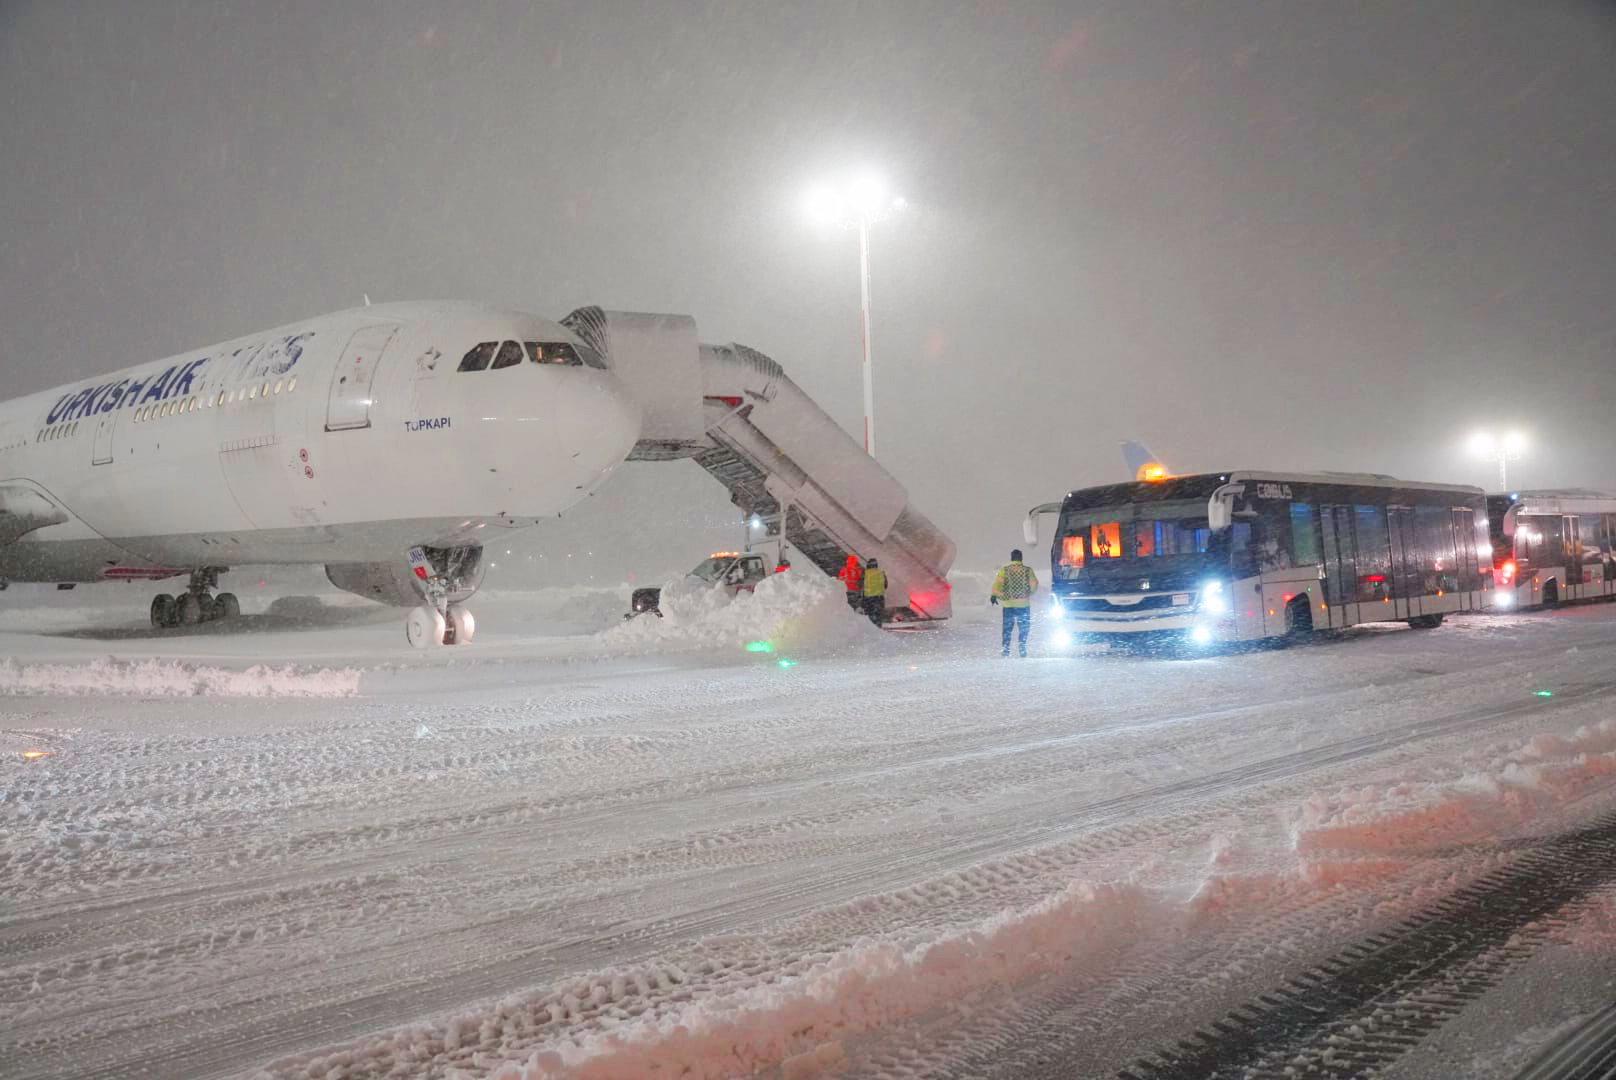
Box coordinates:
[524,342,584,366]
[458,342,497,371]
[288,376,297,392]
[491,341,524,369]
[249,386,258,400]
[273,379,283,394]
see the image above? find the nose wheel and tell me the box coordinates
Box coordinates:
[404,546,476,648]
[406,605,447,648]
[405,603,475,648]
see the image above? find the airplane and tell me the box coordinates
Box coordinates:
[0,302,642,647]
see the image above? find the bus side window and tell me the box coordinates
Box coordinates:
[1252,503,1293,573]
[1290,503,1319,566]
[1229,521,1256,578]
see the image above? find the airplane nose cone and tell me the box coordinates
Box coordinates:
[552,370,641,488]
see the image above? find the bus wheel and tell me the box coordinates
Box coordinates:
[1284,596,1314,642]
[1407,614,1444,629]
[1541,580,1560,609]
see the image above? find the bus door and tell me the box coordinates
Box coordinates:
[1537,516,1565,600]
[1564,516,1583,596]
[1320,505,1356,626]
[1387,507,1419,619]
[1452,508,1478,607]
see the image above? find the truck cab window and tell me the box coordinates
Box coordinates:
[458,342,496,372]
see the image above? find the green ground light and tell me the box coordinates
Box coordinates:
[1534,690,1554,697]
[777,658,797,669]
[744,641,775,653]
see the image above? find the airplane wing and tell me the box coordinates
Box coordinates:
[0,484,69,546]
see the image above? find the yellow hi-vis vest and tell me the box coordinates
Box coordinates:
[993,561,1037,607]
[863,567,887,598]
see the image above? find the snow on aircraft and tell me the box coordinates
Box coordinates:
[0,302,641,646]
[0,301,957,645]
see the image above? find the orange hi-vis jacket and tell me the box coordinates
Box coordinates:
[838,556,863,593]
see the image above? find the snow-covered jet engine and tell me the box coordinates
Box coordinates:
[0,301,956,645]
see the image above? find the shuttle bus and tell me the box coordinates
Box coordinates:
[1028,471,1491,647]
[1486,489,1616,610]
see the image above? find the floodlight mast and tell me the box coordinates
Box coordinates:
[1469,430,1527,490]
[804,174,904,458]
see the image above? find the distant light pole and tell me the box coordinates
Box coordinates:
[1468,430,1527,490]
[804,173,906,457]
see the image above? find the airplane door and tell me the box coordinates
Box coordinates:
[325,324,399,431]
[90,407,119,465]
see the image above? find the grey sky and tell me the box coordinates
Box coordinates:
[3,0,1613,579]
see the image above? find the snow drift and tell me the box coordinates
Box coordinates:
[600,570,876,656]
[0,657,361,697]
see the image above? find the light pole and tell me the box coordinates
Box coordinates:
[804,174,905,457]
[1468,430,1527,490]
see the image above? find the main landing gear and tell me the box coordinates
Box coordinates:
[150,568,239,629]
[404,546,476,649]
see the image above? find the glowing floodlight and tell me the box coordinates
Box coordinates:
[801,169,907,457]
[1468,428,1528,489]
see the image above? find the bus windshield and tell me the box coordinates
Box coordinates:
[1054,499,1219,584]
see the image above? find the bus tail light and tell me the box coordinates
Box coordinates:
[1500,560,1517,583]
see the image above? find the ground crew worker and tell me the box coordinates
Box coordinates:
[862,557,887,626]
[838,554,864,611]
[991,548,1038,657]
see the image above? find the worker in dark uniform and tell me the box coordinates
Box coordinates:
[991,548,1038,657]
[862,557,887,626]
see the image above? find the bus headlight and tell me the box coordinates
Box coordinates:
[1051,628,1073,649]
[1190,625,1214,645]
[1493,590,1514,609]
[1049,595,1064,615]
[1198,581,1229,614]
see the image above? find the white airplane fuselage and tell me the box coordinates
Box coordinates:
[0,301,641,588]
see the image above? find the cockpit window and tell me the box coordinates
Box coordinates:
[524,341,584,366]
[458,342,496,372]
[491,340,524,369]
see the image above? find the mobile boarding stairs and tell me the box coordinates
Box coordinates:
[562,308,955,621]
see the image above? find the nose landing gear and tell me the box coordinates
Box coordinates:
[150,568,238,629]
[405,547,477,649]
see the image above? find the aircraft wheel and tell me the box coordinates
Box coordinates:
[407,605,446,649]
[178,593,207,626]
[447,605,476,645]
[215,593,241,619]
[151,594,178,629]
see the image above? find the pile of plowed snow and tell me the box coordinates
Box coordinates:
[601,570,877,656]
[0,657,361,697]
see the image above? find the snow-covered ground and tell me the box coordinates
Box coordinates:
[3,572,1615,1079]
